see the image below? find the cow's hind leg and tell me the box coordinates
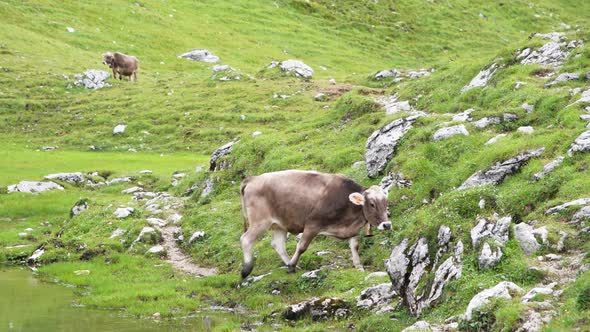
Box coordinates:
[240,223,270,279]
[271,228,290,266]
[287,229,316,273]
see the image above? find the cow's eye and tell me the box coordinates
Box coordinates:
[370,202,375,208]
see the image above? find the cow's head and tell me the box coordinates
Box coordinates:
[102,52,114,66]
[349,185,391,230]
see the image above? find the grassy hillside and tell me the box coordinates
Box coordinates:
[1,0,590,331]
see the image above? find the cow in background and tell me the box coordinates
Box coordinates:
[102,52,139,81]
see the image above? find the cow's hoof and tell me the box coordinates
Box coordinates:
[287,265,296,273]
[241,263,254,279]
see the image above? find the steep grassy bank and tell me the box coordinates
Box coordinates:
[2,1,590,331]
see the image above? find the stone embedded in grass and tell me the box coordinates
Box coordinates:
[66,27,75,33]
[240,272,272,287]
[113,124,126,135]
[7,181,64,193]
[178,49,219,63]
[109,228,126,239]
[452,108,476,122]
[374,69,400,80]
[73,270,91,276]
[514,223,546,255]
[517,126,535,134]
[211,64,241,81]
[133,226,157,244]
[314,93,327,101]
[267,59,314,79]
[522,102,535,113]
[461,63,499,93]
[301,269,321,279]
[113,207,134,219]
[147,217,167,228]
[484,133,507,145]
[534,156,564,180]
[73,70,111,89]
[70,199,89,217]
[167,213,182,224]
[41,146,57,151]
[139,170,152,174]
[545,72,580,87]
[209,140,238,171]
[379,172,412,192]
[458,147,544,189]
[121,186,143,194]
[375,94,415,115]
[432,124,469,141]
[518,38,573,67]
[283,297,350,321]
[356,283,397,311]
[106,176,132,186]
[571,206,590,224]
[567,130,590,156]
[45,172,85,183]
[251,131,262,137]
[521,283,556,303]
[365,115,421,178]
[471,215,511,248]
[27,248,45,265]
[146,245,165,255]
[463,281,522,321]
[546,197,590,214]
[473,116,501,129]
[189,231,206,244]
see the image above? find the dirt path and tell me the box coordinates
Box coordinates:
[160,225,217,277]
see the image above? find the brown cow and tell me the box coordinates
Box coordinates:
[102,52,139,81]
[239,170,391,279]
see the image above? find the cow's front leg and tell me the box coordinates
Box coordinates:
[287,229,316,273]
[349,236,364,271]
[111,68,117,79]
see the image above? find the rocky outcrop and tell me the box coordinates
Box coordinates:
[458,148,544,190]
[283,297,350,321]
[45,172,85,183]
[72,70,111,89]
[514,223,547,255]
[572,206,590,223]
[365,115,421,178]
[178,49,219,63]
[545,72,579,87]
[518,39,572,67]
[433,124,469,141]
[267,60,313,79]
[567,130,590,156]
[461,63,499,93]
[380,172,412,192]
[545,197,590,214]
[209,141,238,171]
[375,94,418,115]
[7,181,64,193]
[464,282,523,321]
[534,156,564,180]
[471,216,511,269]
[356,283,397,311]
[385,226,463,316]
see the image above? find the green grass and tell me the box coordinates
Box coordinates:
[2,0,590,331]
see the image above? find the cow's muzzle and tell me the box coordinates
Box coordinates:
[377,221,392,231]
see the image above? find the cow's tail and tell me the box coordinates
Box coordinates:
[240,177,250,233]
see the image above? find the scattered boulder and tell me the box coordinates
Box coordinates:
[70,199,89,217]
[380,172,412,192]
[314,93,327,101]
[122,187,143,194]
[146,217,167,227]
[109,228,126,239]
[106,176,132,185]
[572,206,590,223]
[514,223,546,255]
[521,284,556,303]
[546,197,590,214]
[133,227,157,244]
[473,117,501,129]
[515,81,527,90]
[45,172,85,183]
[113,207,134,219]
[189,231,205,244]
[534,156,564,180]
[402,321,435,332]
[452,108,476,122]
[27,248,45,265]
[268,60,313,79]
[458,148,544,190]
[374,69,400,81]
[522,102,535,113]
[211,64,241,81]
[568,88,590,107]
[545,72,579,87]
[356,283,397,311]
[464,281,523,321]
[146,245,165,255]
[432,124,469,141]
[461,63,499,93]
[7,181,64,193]
[241,272,272,287]
[478,243,503,269]
[503,113,519,122]
[374,69,432,82]
[283,297,350,321]
[66,27,75,33]
[209,141,238,171]
[41,146,57,151]
[72,70,111,89]
[485,134,507,145]
[567,130,590,156]
[375,94,415,115]
[113,124,126,135]
[365,115,422,178]
[517,126,535,134]
[178,49,219,63]
[385,226,463,316]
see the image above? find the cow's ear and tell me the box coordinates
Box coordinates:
[349,192,365,206]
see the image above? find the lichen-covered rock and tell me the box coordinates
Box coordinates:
[7,181,64,193]
[356,283,397,310]
[209,141,238,171]
[178,49,219,63]
[567,130,590,156]
[464,282,522,321]
[534,156,564,180]
[433,124,469,141]
[283,297,349,321]
[458,148,544,189]
[385,226,463,316]
[73,70,111,89]
[45,172,85,183]
[461,63,499,93]
[365,115,421,178]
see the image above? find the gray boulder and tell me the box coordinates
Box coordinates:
[484,134,507,145]
[356,283,397,310]
[545,73,579,87]
[365,115,421,178]
[521,103,535,113]
[7,181,64,193]
[572,206,590,223]
[514,223,546,255]
[70,199,89,217]
[178,49,219,63]
[133,227,157,244]
[375,94,415,115]
[464,282,522,321]
[146,245,165,255]
[519,41,571,67]
[534,156,564,180]
[209,141,238,171]
[211,64,241,81]
[567,130,590,156]
[375,69,401,80]
[73,70,111,89]
[45,172,85,183]
[432,124,469,141]
[113,207,134,219]
[471,215,511,247]
[461,63,499,93]
[113,124,126,135]
[473,117,501,129]
[283,297,349,321]
[458,148,544,189]
[546,197,590,214]
[268,60,313,79]
[452,108,476,122]
[478,243,503,269]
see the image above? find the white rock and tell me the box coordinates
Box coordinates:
[66,27,75,33]
[167,213,183,224]
[462,63,499,93]
[364,271,389,281]
[106,177,132,185]
[328,78,336,85]
[433,124,469,141]
[189,231,206,244]
[73,70,111,89]
[146,245,165,254]
[567,130,590,156]
[134,227,156,243]
[534,156,564,180]
[484,134,507,145]
[478,242,503,269]
[572,206,590,223]
[514,223,542,255]
[375,94,415,115]
[7,181,64,193]
[452,108,476,122]
[478,199,486,209]
[301,269,321,279]
[545,73,580,87]
[514,81,527,90]
[272,59,313,78]
[252,131,262,137]
[473,117,501,129]
[522,103,535,113]
[146,217,167,227]
[518,126,535,134]
[402,321,433,332]
[464,282,522,320]
[178,49,219,63]
[113,207,134,219]
[122,187,143,194]
[45,172,85,183]
[113,124,126,135]
[139,170,152,174]
[522,284,556,303]
[547,197,590,214]
[109,228,126,239]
